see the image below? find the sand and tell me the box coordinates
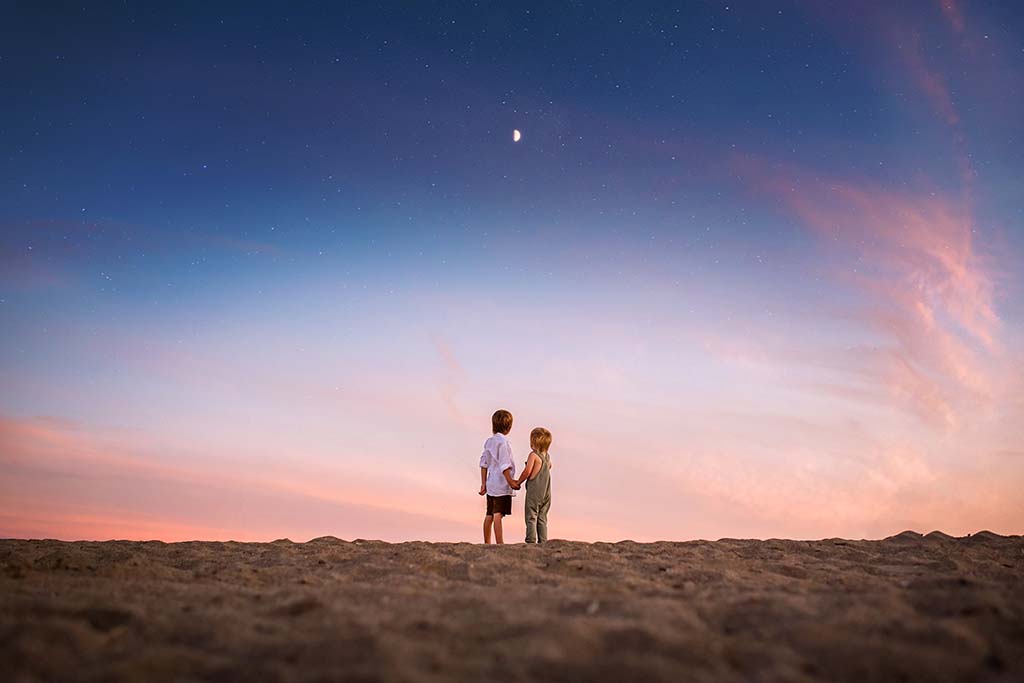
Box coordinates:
[1,531,1022,682]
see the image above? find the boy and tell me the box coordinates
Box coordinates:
[514,427,553,543]
[478,409,518,544]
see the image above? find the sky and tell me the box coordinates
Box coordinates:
[1,1,1022,542]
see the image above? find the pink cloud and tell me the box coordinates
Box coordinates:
[733,155,1002,431]
[0,503,246,543]
[430,334,479,431]
[784,180,995,342]
[804,2,985,197]
[937,0,967,35]
[0,248,74,291]
[896,30,960,127]
[0,415,478,542]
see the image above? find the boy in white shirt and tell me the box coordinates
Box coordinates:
[478,409,518,544]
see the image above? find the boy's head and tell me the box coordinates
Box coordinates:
[491,409,513,435]
[530,427,552,453]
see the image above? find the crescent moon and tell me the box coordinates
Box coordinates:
[513,129,522,142]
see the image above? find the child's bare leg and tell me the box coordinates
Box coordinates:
[492,512,504,544]
[483,515,493,543]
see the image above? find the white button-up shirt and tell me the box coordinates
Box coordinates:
[479,432,516,496]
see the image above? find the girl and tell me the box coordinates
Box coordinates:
[514,427,553,543]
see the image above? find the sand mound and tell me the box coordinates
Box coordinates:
[2,533,1022,682]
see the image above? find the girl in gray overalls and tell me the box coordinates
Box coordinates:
[514,427,553,543]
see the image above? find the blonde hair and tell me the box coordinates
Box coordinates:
[530,427,552,454]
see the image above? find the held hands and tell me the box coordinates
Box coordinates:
[510,480,522,490]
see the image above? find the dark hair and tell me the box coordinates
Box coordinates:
[491,409,513,435]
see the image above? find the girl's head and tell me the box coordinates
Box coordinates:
[530,427,552,454]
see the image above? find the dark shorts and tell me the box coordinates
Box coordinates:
[486,495,512,516]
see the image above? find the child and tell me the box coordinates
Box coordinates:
[514,427,553,543]
[478,409,518,544]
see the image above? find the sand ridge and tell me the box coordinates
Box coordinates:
[1,532,1022,682]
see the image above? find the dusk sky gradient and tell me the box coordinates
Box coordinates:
[2,1,1023,542]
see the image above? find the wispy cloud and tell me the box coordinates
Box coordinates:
[0,414,477,541]
[895,29,961,127]
[735,154,1001,430]
[431,334,479,430]
[937,0,967,35]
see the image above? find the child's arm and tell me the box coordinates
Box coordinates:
[479,466,488,495]
[515,452,540,486]
[503,467,518,489]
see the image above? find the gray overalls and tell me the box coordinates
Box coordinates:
[525,451,552,543]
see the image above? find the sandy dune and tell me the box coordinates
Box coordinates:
[2,532,1022,682]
